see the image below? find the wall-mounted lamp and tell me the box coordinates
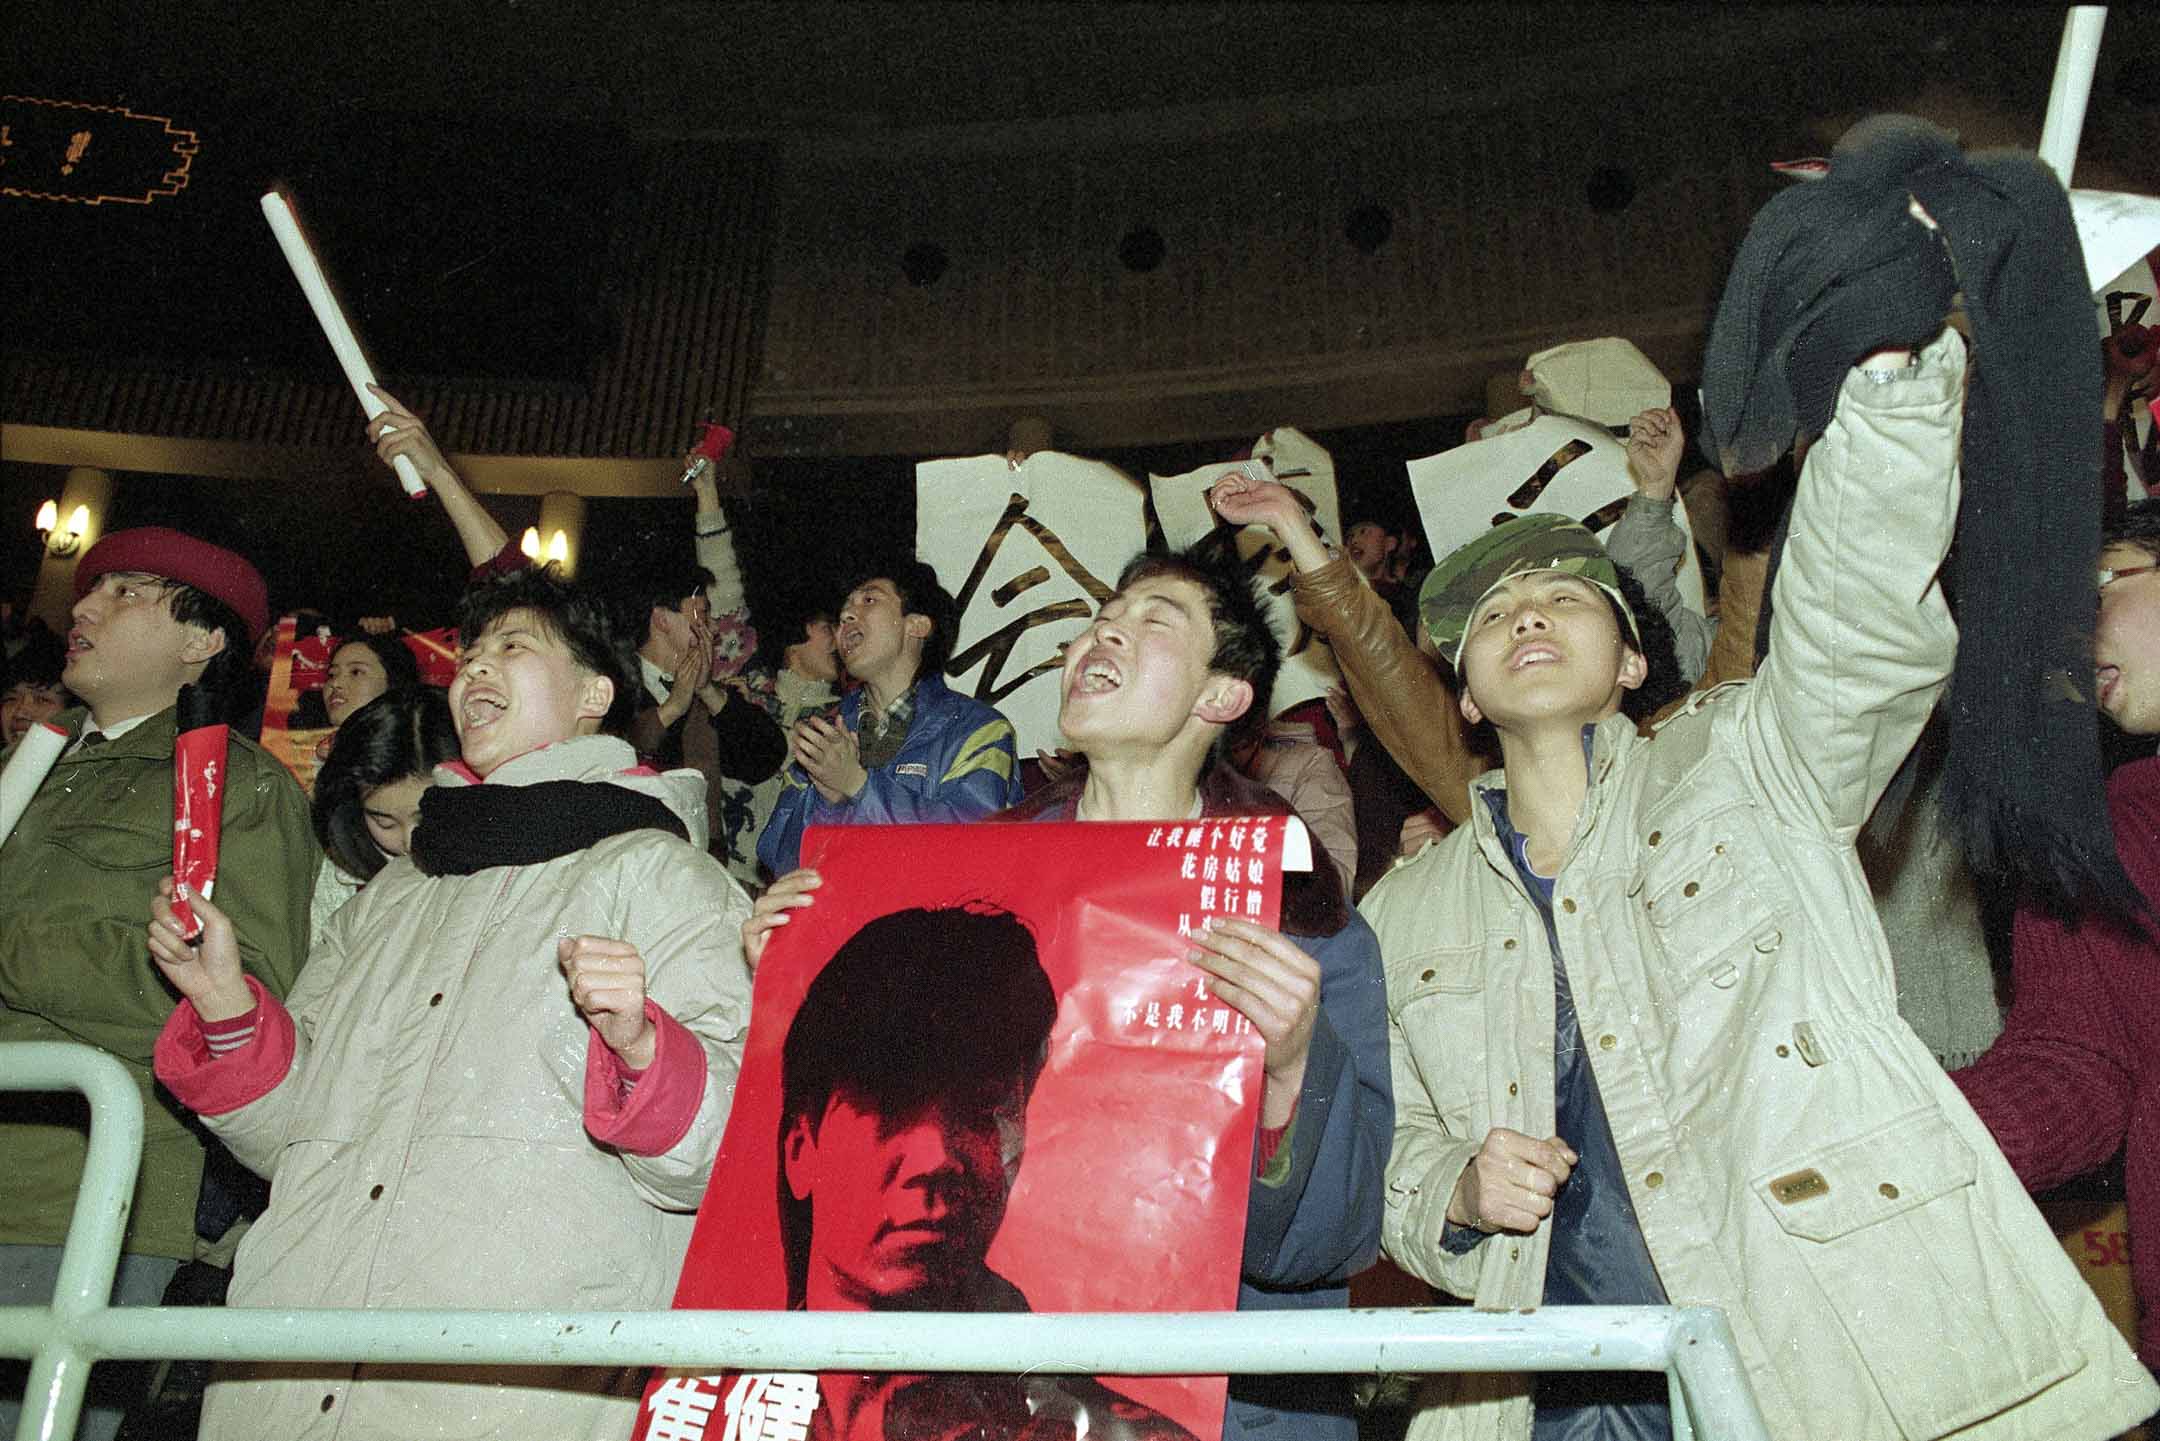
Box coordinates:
[35,500,89,557]
[546,530,568,564]
[520,526,541,560]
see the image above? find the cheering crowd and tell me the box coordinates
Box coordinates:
[5,115,2160,1441]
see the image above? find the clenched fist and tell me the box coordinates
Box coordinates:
[559,935,656,1068]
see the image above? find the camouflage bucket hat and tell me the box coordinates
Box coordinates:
[1418,512,1640,670]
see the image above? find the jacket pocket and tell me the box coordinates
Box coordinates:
[1639,839,1786,993]
[1753,1108,2076,1438]
[47,819,171,872]
[1392,945,1492,1146]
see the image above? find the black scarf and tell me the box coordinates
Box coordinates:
[1701,114,2135,921]
[410,779,688,877]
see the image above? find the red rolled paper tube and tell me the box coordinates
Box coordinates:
[677,421,736,486]
[169,683,231,942]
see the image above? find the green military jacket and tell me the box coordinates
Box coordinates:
[0,704,317,1259]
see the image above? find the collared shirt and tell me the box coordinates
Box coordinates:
[70,711,156,755]
[855,685,916,772]
[639,655,674,707]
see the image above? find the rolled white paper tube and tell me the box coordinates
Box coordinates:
[259,191,428,498]
[2038,7,2108,188]
[0,721,70,849]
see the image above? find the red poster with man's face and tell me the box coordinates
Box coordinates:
[633,819,1283,1441]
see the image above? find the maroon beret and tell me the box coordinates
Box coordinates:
[75,527,271,650]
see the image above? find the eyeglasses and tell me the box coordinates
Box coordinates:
[2098,562,2160,590]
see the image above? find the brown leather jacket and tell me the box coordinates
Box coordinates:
[1291,546,1767,827]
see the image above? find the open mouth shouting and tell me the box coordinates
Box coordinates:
[459,687,508,734]
[1067,649,1123,698]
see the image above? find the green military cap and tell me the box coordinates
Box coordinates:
[1418,512,1640,670]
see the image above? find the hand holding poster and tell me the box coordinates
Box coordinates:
[635,819,1284,1441]
[1149,429,1342,718]
[1407,414,1707,618]
[918,453,1151,758]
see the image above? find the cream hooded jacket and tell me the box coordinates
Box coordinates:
[156,736,754,1441]
[1362,331,2158,1441]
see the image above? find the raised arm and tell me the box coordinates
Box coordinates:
[367,387,512,570]
[1739,327,1965,836]
[1606,407,1714,685]
[1209,470,1481,825]
[689,467,757,680]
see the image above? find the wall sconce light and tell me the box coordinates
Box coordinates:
[546,530,569,565]
[520,527,541,560]
[36,500,89,557]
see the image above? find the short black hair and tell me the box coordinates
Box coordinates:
[776,905,1057,1307]
[312,685,459,881]
[3,626,66,691]
[332,633,421,692]
[753,603,834,676]
[839,559,958,677]
[455,565,641,732]
[164,583,253,721]
[613,563,718,645]
[1114,547,1283,744]
[2105,498,2160,563]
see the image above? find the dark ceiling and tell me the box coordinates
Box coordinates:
[4,3,2132,139]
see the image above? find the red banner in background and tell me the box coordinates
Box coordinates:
[258,617,464,793]
[259,616,336,795]
[635,818,1286,1441]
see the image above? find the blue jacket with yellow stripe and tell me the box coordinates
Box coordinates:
[755,672,1022,877]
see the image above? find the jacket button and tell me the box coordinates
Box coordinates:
[1509,1246,1521,1261]
[1508,1082,1519,1096]
[368,1184,384,1200]
[1879,1182,1900,1200]
[1775,1044,1791,1058]
[1504,938,1518,950]
[1682,881,1700,898]
[1647,830,1661,846]
[1561,898,1577,914]
[429,992,444,1007]
[1598,1034,1616,1051]
[1645,1171,1665,1189]
[1420,968,1435,982]
[321,1395,335,1412]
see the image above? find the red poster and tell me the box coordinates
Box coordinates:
[634,819,1287,1441]
[258,615,336,795]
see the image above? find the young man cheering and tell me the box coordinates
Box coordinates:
[748,549,1391,1441]
[757,560,1019,876]
[1351,327,2156,1441]
[1954,496,2160,1377]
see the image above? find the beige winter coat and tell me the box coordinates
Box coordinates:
[1362,332,2159,1441]
[166,737,754,1441]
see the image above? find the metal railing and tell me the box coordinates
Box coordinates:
[0,1042,1772,1441]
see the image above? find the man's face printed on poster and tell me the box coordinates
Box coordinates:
[785,1074,1031,1309]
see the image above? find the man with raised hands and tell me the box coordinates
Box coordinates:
[1342,326,2156,1440]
